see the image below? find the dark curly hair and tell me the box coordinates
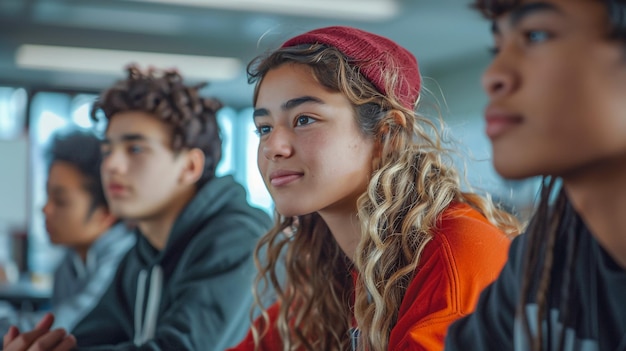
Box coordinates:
[46,130,107,217]
[90,65,224,187]
[472,0,626,40]
[471,1,626,350]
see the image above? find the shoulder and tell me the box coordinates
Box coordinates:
[391,204,513,345]
[177,213,266,272]
[197,177,272,234]
[427,203,510,311]
[401,203,511,316]
[53,250,76,279]
[430,202,510,267]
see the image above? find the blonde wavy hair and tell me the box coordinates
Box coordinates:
[246,44,521,351]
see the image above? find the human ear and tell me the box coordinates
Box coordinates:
[377,109,407,137]
[179,148,205,186]
[374,109,408,166]
[387,109,407,128]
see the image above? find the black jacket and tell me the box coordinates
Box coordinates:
[445,213,626,351]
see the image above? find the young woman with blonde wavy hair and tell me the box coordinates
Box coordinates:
[228,26,521,351]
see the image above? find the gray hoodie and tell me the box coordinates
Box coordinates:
[71,176,272,351]
[0,222,135,335]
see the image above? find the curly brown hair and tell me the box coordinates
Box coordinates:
[90,65,224,186]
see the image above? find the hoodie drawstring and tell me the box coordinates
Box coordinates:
[134,266,163,346]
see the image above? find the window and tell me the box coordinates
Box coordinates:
[0,87,27,140]
[240,107,273,214]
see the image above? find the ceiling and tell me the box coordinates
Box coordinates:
[0,0,494,108]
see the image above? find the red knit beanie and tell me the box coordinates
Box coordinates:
[281,26,421,110]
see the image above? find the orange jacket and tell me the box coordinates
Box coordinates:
[228,203,511,350]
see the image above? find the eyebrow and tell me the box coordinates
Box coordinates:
[253,96,324,119]
[46,184,67,196]
[492,2,562,34]
[102,133,148,144]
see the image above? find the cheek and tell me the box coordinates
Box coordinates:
[257,144,266,170]
[551,71,621,144]
[528,63,591,136]
[582,64,626,139]
[297,143,328,178]
[256,155,271,190]
[131,159,169,184]
[257,157,269,184]
[54,208,83,231]
[579,98,626,153]
[329,140,373,178]
[299,130,331,157]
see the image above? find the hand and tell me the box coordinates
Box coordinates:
[3,313,76,351]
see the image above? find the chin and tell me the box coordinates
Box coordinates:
[494,164,540,180]
[497,170,535,180]
[47,237,61,246]
[275,204,308,218]
[275,209,301,218]
[109,203,140,220]
[108,205,126,218]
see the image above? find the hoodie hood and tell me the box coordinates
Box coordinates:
[135,175,268,266]
[131,175,271,346]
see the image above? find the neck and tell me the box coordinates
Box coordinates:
[137,187,196,250]
[318,208,361,260]
[563,157,626,269]
[75,246,89,263]
[73,232,105,263]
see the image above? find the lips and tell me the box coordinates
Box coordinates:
[484,106,523,139]
[44,221,54,236]
[107,182,129,197]
[269,170,304,187]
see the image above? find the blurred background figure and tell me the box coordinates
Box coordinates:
[0,130,135,335]
[4,66,272,351]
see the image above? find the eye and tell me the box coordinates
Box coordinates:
[525,30,551,44]
[53,197,69,208]
[100,147,111,158]
[295,115,316,127]
[128,145,143,154]
[254,125,272,136]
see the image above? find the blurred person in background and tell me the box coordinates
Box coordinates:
[0,130,135,336]
[445,0,626,350]
[3,65,272,351]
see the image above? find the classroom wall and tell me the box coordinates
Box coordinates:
[0,137,28,230]
[0,137,28,266]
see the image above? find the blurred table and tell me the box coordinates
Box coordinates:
[0,278,51,311]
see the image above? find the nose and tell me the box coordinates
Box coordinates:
[101,148,127,176]
[261,127,293,161]
[42,200,52,216]
[481,49,518,99]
